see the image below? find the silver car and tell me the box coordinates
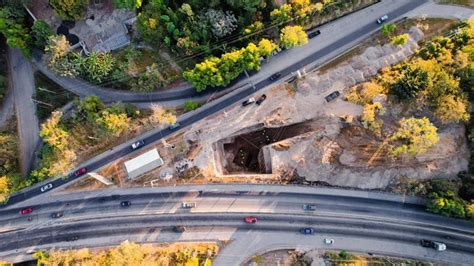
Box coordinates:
[40,183,53,192]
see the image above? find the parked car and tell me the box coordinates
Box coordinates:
[181,202,196,208]
[325,91,340,102]
[377,15,388,24]
[131,140,145,150]
[74,167,87,177]
[300,227,315,235]
[269,72,282,81]
[51,212,64,219]
[324,238,334,245]
[420,240,446,251]
[173,226,186,233]
[19,207,33,215]
[120,201,131,207]
[256,94,267,105]
[245,216,258,224]
[242,97,256,106]
[169,123,181,130]
[303,204,317,211]
[308,30,321,39]
[40,183,53,192]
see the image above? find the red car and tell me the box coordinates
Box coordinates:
[245,216,257,224]
[20,207,33,215]
[74,167,87,177]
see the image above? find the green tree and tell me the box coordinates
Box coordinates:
[49,0,87,19]
[455,66,474,92]
[113,0,142,10]
[280,25,308,49]
[184,100,199,112]
[389,117,439,157]
[31,20,53,49]
[428,70,460,103]
[44,35,82,77]
[434,95,469,124]
[391,33,409,46]
[427,194,466,219]
[391,67,429,99]
[129,63,163,92]
[39,111,69,150]
[78,95,105,121]
[82,52,116,84]
[0,6,31,57]
[380,23,396,36]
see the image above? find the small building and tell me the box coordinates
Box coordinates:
[124,148,164,180]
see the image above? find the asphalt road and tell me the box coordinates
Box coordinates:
[3,0,428,207]
[0,186,473,264]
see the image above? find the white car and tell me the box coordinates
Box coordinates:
[324,238,334,245]
[377,15,388,24]
[40,183,53,192]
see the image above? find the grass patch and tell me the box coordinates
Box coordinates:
[34,72,76,121]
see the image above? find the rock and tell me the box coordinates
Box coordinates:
[409,26,424,42]
[372,93,388,106]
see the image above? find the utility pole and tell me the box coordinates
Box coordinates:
[244,69,256,90]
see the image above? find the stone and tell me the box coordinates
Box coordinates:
[409,26,424,42]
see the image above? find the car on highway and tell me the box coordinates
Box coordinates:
[67,236,79,241]
[131,140,145,150]
[325,91,340,102]
[269,72,282,81]
[74,167,87,177]
[300,227,315,235]
[181,202,196,208]
[242,97,256,106]
[19,207,33,215]
[120,201,131,207]
[244,216,258,224]
[420,240,446,251]
[169,122,181,130]
[303,204,316,211]
[173,226,186,233]
[308,30,321,39]
[324,238,334,245]
[377,15,388,24]
[256,94,267,105]
[40,183,53,192]
[51,212,63,218]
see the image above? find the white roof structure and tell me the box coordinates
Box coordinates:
[124,148,164,179]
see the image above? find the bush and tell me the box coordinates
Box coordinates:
[49,0,87,19]
[31,20,53,49]
[391,67,429,99]
[184,100,199,112]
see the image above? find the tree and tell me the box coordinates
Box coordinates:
[290,0,318,19]
[113,0,142,10]
[130,63,164,92]
[270,4,292,24]
[49,0,87,19]
[346,82,385,105]
[389,117,439,157]
[258,38,278,57]
[82,52,116,83]
[243,21,263,35]
[361,102,385,134]
[280,25,308,49]
[39,111,69,150]
[78,95,105,121]
[380,23,396,36]
[427,194,466,219]
[0,175,10,202]
[391,33,409,46]
[434,95,469,124]
[184,100,199,112]
[391,67,429,99]
[44,35,82,77]
[428,70,460,103]
[31,20,53,49]
[149,104,176,126]
[97,112,130,136]
[206,9,238,38]
[455,66,474,92]
[0,6,31,57]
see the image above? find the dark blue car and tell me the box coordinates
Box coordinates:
[300,227,315,235]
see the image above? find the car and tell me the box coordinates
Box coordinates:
[325,91,340,102]
[269,72,282,81]
[303,204,316,211]
[242,97,256,106]
[300,227,315,235]
[120,201,131,207]
[51,212,64,219]
[131,140,145,150]
[19,207,33,215]
[324,238,334,245]
[377,15,388,24]
[256,94,267,105]
[169,123,181,130]
[420,240,446,251]
[74,167,87,177]
[308,30,321,39]
[40,183,53,192]
[173,226,186,233]
[181,202,196,208]
[244,217,258,224]
[67,236,79,242]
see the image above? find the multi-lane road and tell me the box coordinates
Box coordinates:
[0,185,473,264]
[3,0,429,207]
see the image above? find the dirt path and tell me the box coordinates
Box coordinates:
[9,48,41,176]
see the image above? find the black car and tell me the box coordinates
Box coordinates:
[173,226,186,233]
[256,94,267,105]
[120,201,131,207]
[325,91,341,102]
[269,72,282,81]
[50,212,64,219]
[308,30,321,39]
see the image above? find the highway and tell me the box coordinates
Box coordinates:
[0,185,473,264]
[3,0,429,207]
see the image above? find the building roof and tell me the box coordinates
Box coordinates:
[124,148,164,179]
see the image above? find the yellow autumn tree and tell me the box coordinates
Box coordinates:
[149,104,177,126]
[434,95,470,124]
[389,117,439,156]
[0,175,9,203]
[346,82,385,105]
[290,0,318,18]
[39,111,69,150]
[361,102,385,134]
[97,112,130,137]
[280,25,308,49]
[258,39,278,57]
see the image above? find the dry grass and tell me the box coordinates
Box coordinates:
[437,0,474,8]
